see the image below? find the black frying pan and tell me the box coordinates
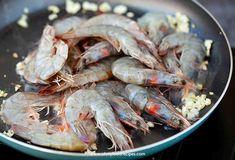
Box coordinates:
[0,0,232,159]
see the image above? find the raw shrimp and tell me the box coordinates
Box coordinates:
[77,41,120,70]
[20,51,48,84]
[1,92,93,151]
[35,25,68,81]
[112,57,186,87]
[65,89,133,150]
[138,12,173,45]
[54,16,86,35]
[119,84,191,130]
[80,14,159,59]
[39,57,117,95]
[61,25,163,70]
[159,33,206,78]
[95,81,149,133]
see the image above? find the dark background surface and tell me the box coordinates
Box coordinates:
[0,0,235,160]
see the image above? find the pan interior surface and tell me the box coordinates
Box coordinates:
[0,0,232,159]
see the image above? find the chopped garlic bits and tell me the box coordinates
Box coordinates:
[167,12,190,33]
[17,14,28,28]
[99,2,112,12]
[66,0,81,14]
[16,61,25,76]
[204,39,213,57]
[126,12,134,18]
[48,5,60,14]
[48,5,60,21]
[113,5,127,15]
[82,1,98,12]
[3,129,14,137]
[0,90,8,98]
[181,93,211,120]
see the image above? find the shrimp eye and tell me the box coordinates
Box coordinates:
[181,80,186,85]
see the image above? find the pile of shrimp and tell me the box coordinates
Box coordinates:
[1,12,209,152]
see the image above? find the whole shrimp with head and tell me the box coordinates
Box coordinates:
[95,81,149,134]
[35,25,68,81]
[0,92,97,151]
[65,89,133,150]
[61,24,164,70]
[112,56,186,88]
[80,13,160,60]
[118,84,191,130]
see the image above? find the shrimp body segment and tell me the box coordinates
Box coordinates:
[65,89,133,150]
[77,41,120,70]
[112,57,185,87]
[95,81,149,133]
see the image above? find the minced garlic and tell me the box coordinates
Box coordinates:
[48,5,60,14]
[12,52,19,58]
[209,92,214,95]
[16,61,25,76]
[14,84,22,92]
[48,13,58,21]
[0,90,8,98]
[167,12,190,33]
[126,12,134,18]
[147,121,155,128]
[204,39,213,57]
[113,5,127,15]
[99,2,112,12]
[181,93,211,120]
[17,14,28,28]
[48,5,60,21]
[66,0,81,14]
[82,1,98,12]
[3,129,14,137]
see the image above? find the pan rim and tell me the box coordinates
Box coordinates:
[0,0,233,157]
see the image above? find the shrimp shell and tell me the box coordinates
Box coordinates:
[61,25,160,69]
[112,57,186,87]
[35,25,68,80]
[65,89,133,150]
